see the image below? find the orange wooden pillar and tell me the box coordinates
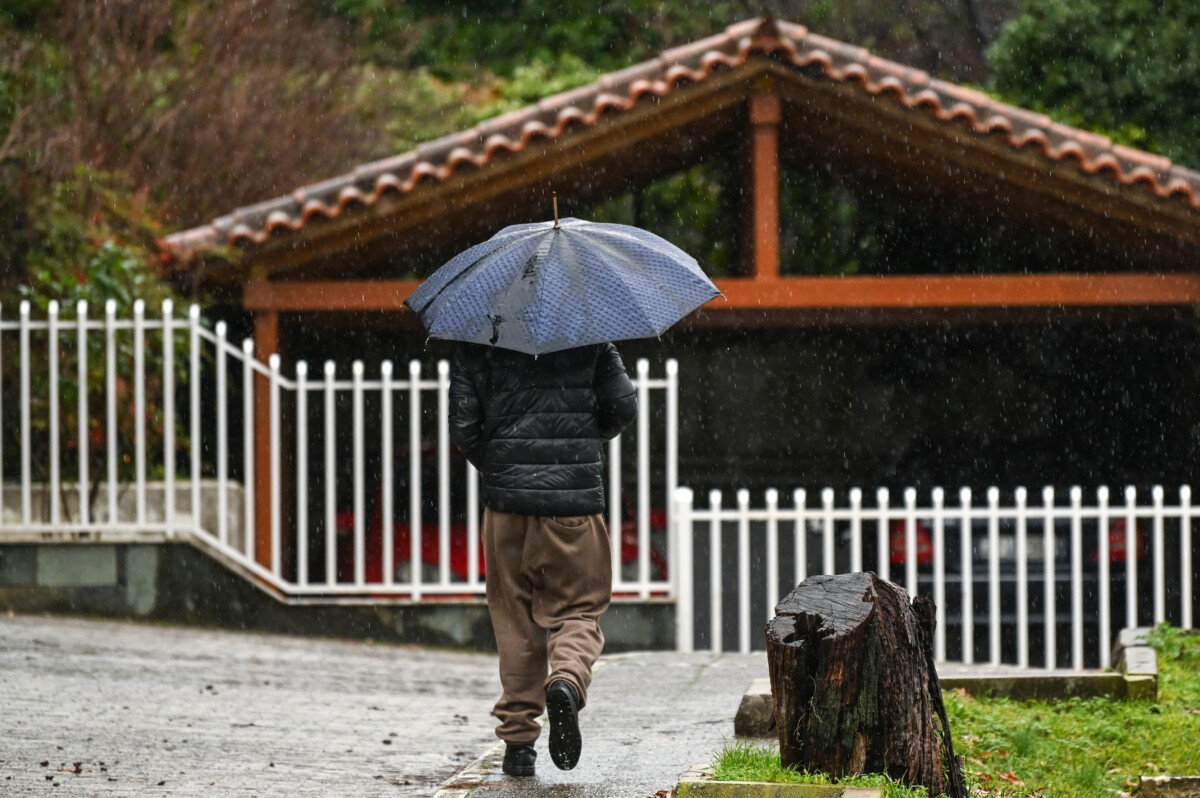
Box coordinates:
[749,91,781,280]
[253,308,279,571]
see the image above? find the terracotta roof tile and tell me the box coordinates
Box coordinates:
[161,17,1200,264]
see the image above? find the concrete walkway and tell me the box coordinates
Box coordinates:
[0,613,767,797]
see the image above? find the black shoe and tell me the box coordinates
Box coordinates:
[502,742,536,777]
[546,680,582,771]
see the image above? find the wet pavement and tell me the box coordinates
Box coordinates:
[0,613,767,797]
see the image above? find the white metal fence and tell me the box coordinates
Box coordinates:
[0,301,678,601]
[672,485,1197,668]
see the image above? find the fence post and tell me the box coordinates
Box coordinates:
[932,487,946,663]
[189,305,201,534]
[737,488,751,653]
[1070,486,1084,670]
[637,359,651,597]
[1153,485,1165,625]
[105,300,117,524]
[296,361,309,587]
[408,359,422,600]
[242,338,255,562]
[48,301,60,527]
[77,301,89,526]
[1182,485,1194,631]
[323,361,337,585]
[1125,486,1138,631]
[905,487,918,598]
[134,300,146,526]
[352,361,365,587]
[987,486,1001,666]
[822,487,836,576]
[437,360,451,587]
[1097,486,1111,669]
[162,300,174,537]
[666,359,679,589]
[1043,486,1056,669]
[216,322,228,545]
[381,360,394,586]
[20,301,31,526]
[960,487,973,665]
[793,489,808,587]
[766,488,779,619]
[1015,486,1030,668]
[674,487,695,653]
[709,489,723,652]
[270,354,282,580]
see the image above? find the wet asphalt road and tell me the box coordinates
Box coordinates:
[0,613,767,797]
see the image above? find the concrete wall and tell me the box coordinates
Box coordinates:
[0,541,675,652]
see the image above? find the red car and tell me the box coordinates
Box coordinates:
[335,448,668,586]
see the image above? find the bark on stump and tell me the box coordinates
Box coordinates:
[766,571,966,798]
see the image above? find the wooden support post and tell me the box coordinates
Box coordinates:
[766,572,967,798]
[749,91,781,280]
[253,308,279,572]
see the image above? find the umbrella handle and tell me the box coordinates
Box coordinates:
[553,193,559,229]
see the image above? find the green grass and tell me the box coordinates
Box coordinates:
[945,624,1200,797]
[711,740,929,797]
[711,625,1200,798]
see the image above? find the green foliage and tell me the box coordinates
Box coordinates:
[1,169,190,495]
[944,624,1200,797]
[711,740,929,797]
[588,161,735,277]
[988,0,1200,166]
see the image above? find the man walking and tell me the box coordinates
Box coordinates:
[449,340,637,778]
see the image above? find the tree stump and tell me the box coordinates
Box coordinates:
[766,572,966,798]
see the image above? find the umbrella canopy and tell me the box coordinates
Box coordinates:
[405,217,721,355]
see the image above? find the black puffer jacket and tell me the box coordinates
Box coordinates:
[449,342,637,517]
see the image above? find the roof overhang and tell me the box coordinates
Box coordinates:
[161,18,1200,295]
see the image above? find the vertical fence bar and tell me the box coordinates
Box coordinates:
[793,489,807,587]
[609,434,621,587]
[1015,487,1030,668]
[737,489,751,653]
[0,304,4,522]
[189,306,201,534]
[960,487,973,665]
[665,359,679,593]
[438,360,451,587]
[77,301,89,526]
[19,301,31,525]
[904,487,918,598]
[216,322,228,545]
[408,360,422,600]
[709,489,723,653]
[765,489,779,619]
[48,302,60,526]
[1070,486,1084,670]
[637,359,651,596]
[674,487,695,652]
[1126,486,1138,629]
[877,488,890,580]
[269,354,282,580]
[467,464,480,586]
[296,362,309,587]
[849,488,863,574]
[932,487,946,662]
[987,487,1001,665]
[324,361,337,584]
[381,361,394,586]
[134,300,146,525]
[352,361,365,587]
[242,338,254,560]
[1097,486,1111,668]
[1182,486,1194,631]
[162,301,174,536]
[1153,485,1165,625]
[105,300,117,525]
[822,487,835,575]
[1043,486,1056,669]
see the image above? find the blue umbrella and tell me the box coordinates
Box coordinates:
[405,215,721,355]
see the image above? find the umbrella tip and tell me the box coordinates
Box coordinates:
[553,192,559,228]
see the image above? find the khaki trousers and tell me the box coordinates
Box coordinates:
[483,509,612,744]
